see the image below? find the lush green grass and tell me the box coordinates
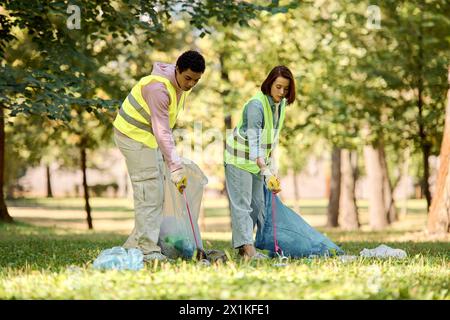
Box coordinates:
[0,221,448,300]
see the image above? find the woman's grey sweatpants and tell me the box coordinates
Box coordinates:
[225,163,265,248]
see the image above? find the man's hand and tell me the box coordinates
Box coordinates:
[260,167,281,193]
[170,167,187,194]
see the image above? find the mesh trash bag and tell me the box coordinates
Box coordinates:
[158,158,208,259]
[255,187,344,258]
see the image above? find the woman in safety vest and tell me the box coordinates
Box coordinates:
[224,66,296,260]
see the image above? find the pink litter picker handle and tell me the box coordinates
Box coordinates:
[271,192,283,256]
[182,190,206,260]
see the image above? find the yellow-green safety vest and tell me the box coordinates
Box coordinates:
[113,74,190,148]
[224,91,286,174]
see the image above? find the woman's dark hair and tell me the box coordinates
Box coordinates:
[176,50,206,73]
[261,66,296,104]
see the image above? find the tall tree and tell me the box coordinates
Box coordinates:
[379,141,397,223]
[427,67,450,235]
[0,0,295,223]
[364,0,450,210]
[0,103,12,222]
[364,142,389,230]
[327,146,341,227]
[45,165,53,198]
[339,149,359,230]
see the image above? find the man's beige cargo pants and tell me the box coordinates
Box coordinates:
[114,128,165,254]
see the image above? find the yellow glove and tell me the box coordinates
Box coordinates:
[261,167,281,193]
[266,175,280,191]
[266,175,281,193]
[170,168,187,194]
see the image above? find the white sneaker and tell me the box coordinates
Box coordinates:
[251,252,269,260]
[239,251,269,261]
[143,252,169,262]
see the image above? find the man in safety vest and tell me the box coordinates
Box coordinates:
[113,50,205,261]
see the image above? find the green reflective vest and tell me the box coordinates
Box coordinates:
[224,91,286,174]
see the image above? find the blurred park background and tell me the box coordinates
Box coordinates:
[1,0,449,237]
[0,0,449,300]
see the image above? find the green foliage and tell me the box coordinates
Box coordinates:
[1,0,449,202]
[0,0,297,120]
[0,0,297,196]
[0,222,448,299]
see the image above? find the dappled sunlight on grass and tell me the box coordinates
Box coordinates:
[0,224,448,299]
[1,197,448,299]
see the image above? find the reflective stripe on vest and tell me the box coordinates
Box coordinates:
[127,93,152,124]
[118,107,153,134]
[119,93,154,133]
[232,128,272,149]
[225,143,251,160]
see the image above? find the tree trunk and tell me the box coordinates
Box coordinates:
[6,184,14,200]
[124,171,129,197]
[0,103,13,223]
[339,149,359,230]
[80,139,93,230]
[427,67,450,235]
[421,142,432,210]
[379,142,398,223]
[417,21,432,211]
[327,147,341,227]
[364,143,389,230]
[46,164,53,198]
[401,148,411,217]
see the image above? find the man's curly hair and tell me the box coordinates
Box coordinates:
[176,50,205,73]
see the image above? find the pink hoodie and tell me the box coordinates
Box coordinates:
[141,62,184,173]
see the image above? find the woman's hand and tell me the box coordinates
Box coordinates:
[259,159,281,193]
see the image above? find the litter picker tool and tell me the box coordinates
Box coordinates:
[182,189,207,260]
[272,192,288,267]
